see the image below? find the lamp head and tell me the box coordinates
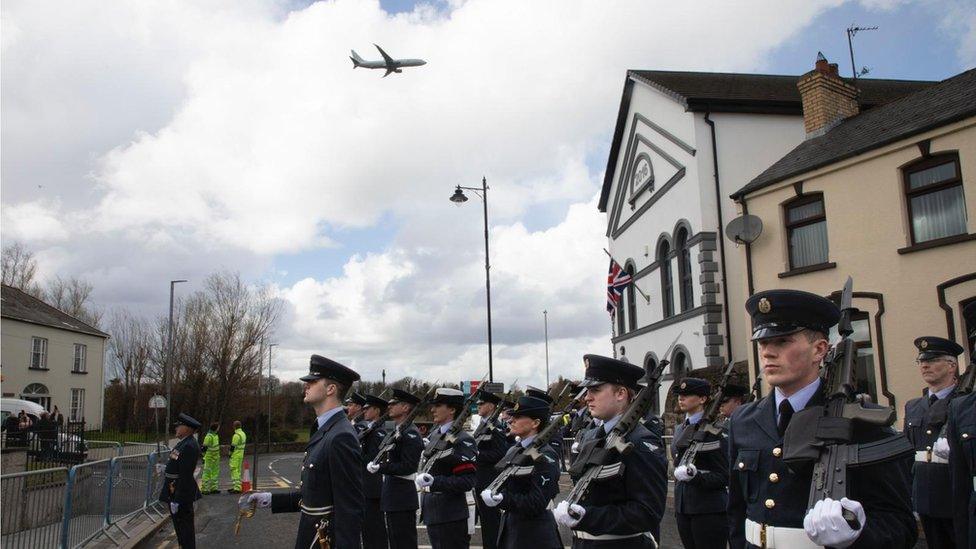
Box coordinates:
[450,186,468,205]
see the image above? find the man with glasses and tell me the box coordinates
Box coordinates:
[905,336,965,547]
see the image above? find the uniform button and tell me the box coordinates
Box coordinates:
[765,499,775,509]
[926,446,932,451]
[926,430,932,435]
[769,473,779,483]
[309,463,314,468]
[738,462,745,470]
[772,447,782,457]
[964,433,970,439]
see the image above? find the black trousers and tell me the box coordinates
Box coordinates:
[920,514,955,549]
[475,497,501,549]
[427,519,469,549]
[363,498,389,549]
[675,511,728,549]
[170,502,196,549]
[385,510,418,549]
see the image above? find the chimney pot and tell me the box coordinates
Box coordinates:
[798,53,860,137]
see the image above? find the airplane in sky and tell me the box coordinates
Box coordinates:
[350,44,426,77]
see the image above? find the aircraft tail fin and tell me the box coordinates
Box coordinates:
[350,50,364,68]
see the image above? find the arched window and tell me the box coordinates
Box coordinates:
[22,383,51,411]
[659,240,674,318]
[675,228,694,312]
[671,351,688,379]
[626,263,637,332]
[644,355,660,414]
[616,287,626,336]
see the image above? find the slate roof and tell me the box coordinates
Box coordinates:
[599,70,935,211]
[1,284,109,338]
[733,68,976,199]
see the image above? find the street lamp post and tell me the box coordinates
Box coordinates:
[267,343,278,454]
[166,279,187,434]
[543,310,550,388]
[450,177,494,382]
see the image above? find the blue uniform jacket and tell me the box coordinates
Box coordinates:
[361,421,387,500]
[904,389,957,517]
[475,418,513,491]
[495,442,562,549]
[420,428,478,526]
[948,391,976,548]
[158,435,202,505]
[377,422,424,512]
[271,411,364,549]
[727,391,916,549]
[671,418,729,515]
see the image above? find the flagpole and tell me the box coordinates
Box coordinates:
[603,248,651,304]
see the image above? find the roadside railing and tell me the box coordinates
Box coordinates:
[1,467,68,549]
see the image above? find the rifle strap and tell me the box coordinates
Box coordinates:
[847,434,915,467]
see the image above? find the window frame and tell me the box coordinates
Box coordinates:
[903,153,966,245]
[625,262,637,333]
[658,241,674,319]
[784,193,829,270]
[30,337,49,370]
[675,228,694,312]
[70,388,85,422]
[73,343,88,373]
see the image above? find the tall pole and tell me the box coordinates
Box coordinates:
[267,343,277,454]
[543,310,550,388]
[481,176,494,382]
[847,28,857,80]
[253,339,263,487]
[166,279,186,436]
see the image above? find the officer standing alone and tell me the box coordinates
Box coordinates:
[244,355,364,549]
[473,389,511,549]
[228,420,246,494]
[361,394,390,549]
[903,336,964,548]
[159,413,203,549]
[670,377,729,549]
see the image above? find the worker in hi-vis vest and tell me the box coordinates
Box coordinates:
[201,422,221,494]
[229,420,247,493]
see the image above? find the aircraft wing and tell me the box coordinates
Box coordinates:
[374,44,396,66]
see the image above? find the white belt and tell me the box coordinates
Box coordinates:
[744,519,818,548]
[393,473,416,481]
[915,450,948,464]
[573,531,651,541]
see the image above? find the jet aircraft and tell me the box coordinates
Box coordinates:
[350,44,426,77]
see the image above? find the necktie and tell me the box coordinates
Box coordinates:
[777,399,795,437]
[929,394,939,405]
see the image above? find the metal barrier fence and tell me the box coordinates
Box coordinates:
[1,467,68,549]
[62,458,113,548]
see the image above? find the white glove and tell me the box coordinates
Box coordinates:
[933,437,950,460]
[673,464,697,482]
[366,462,381,474]
[571,441,580,453]
[480,488,503,507]
[241,492,272,509]
[170,502,179,514]
[553,500,585,527]
[155,463,165,473]
[414,473,434,489]
[803,497,865,548]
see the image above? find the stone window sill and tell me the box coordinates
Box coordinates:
[778,262,837,279]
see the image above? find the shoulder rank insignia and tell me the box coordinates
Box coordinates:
[643,442,658,452]
[462,440,474,447]
[540,475,550,485]
[408,433,417,438]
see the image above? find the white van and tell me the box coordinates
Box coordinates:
[1,398,46,425]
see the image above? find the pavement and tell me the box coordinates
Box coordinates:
[137,452,929,549]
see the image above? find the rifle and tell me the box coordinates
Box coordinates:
[472,378,518,442]
[562,334,681,517]
[369,384,438,467]
[746,375,762,404]
[356,389,392,444]
[675,360,736,471]
[485,386,585,496]
[784,277,913,529]
[418,375,488,476]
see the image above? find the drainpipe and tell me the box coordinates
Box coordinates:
[704,110,734,365]
[740,197,761,384]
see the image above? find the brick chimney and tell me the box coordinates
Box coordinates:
[797,52,860,137]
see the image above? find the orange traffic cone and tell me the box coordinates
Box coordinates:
[241,460,252,492]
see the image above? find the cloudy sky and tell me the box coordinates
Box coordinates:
[3,0,974,386]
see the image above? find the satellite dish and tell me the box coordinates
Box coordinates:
[725,214,763,244]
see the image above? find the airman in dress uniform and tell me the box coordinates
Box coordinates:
[728,289,916,549]
[903,336,964,548]
[348,392,369,433]
[719,384,749,419]
[415,388,478,549]
[158,413,203,549]
[479,395,562,549]
[553,354,668,548]
[369,389,424,549]
[524,386,564,466]
[361,394,390,549]
[671,377,729,549]
[947,300,976,548]
[244,355,364,549]
[473,389,513,549]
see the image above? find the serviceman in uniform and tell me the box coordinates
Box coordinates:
[719,384,749,419]
[903,336,964,547]
[369,388,424,549]
[480,395,562,549]
[416,388,478,549]
[553,354,668,547]
[159,413,203,549]
[473,389,512,549]
[348,392,368,431]
[201,422,220,495]
[361,394,390,549]
[243,355,364,549]
[524,386,564,467]
[228,420,246,494]
[728,289,916,549]
[671,377,729,549]
[946,300,976,548]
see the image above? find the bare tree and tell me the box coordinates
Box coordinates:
[1,242,41,294]
[106,309,154,431]
[45,276,102,327]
